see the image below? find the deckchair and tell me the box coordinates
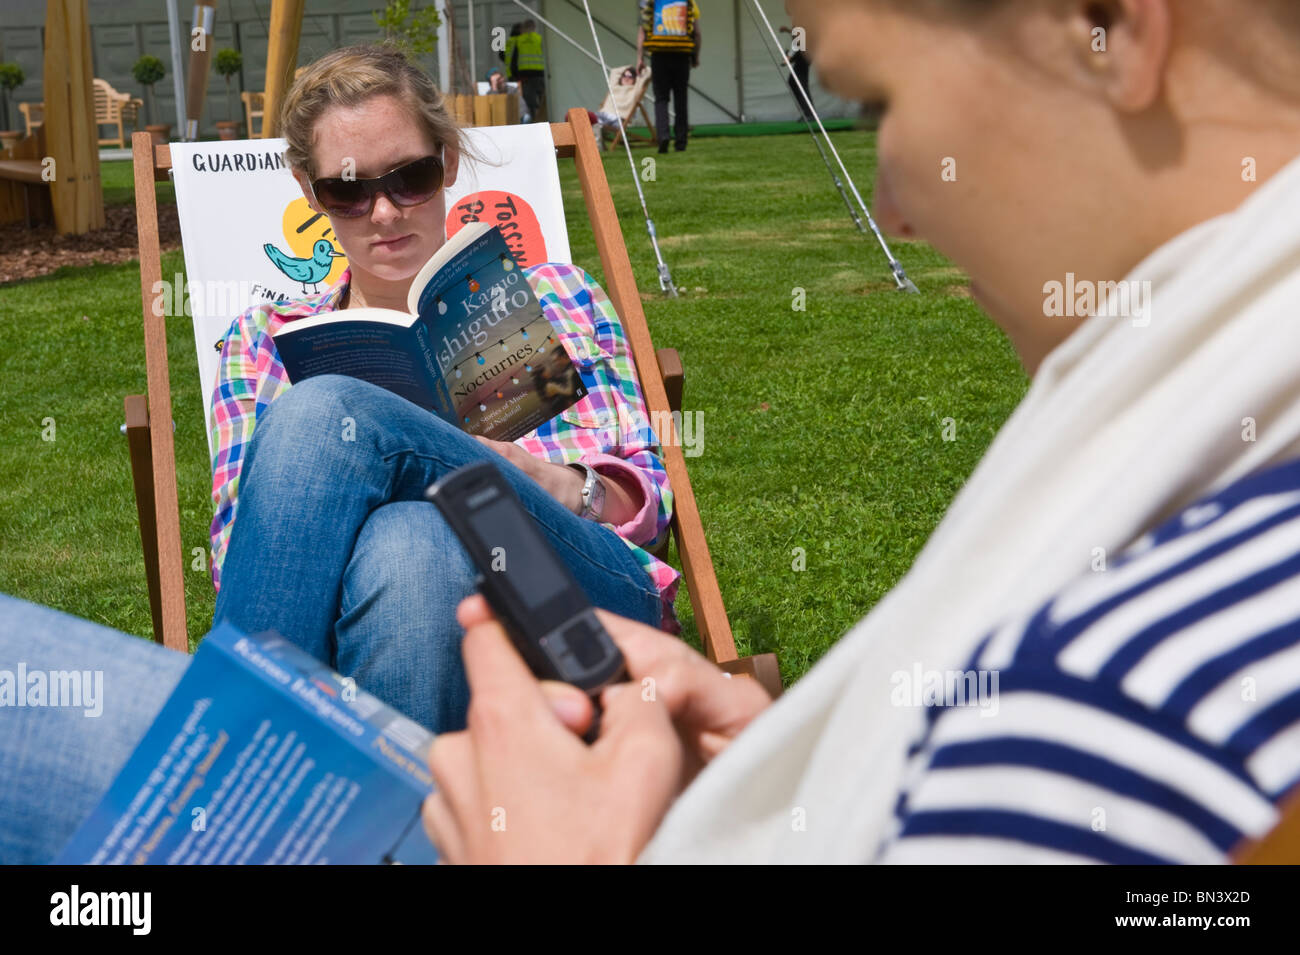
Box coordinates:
[123,107,782,700]
[1235,788,1300,862]
[595,65,654,152]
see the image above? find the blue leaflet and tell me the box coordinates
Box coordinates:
[57,623,438,865]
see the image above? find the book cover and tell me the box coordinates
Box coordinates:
[272,223,587,442]
[272,310,454,420]
[56,623,438,865]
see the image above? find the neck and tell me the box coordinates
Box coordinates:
[1018,102,1300,377]
[344,267,413,313]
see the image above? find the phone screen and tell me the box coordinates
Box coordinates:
[473,496,569,610]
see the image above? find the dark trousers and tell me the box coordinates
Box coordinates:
[788,50,813,119]
[650,51,692,148]
[518,71,545,121]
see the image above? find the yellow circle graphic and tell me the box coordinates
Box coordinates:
[281,197,348,287]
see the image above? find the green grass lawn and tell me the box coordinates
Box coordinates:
[97,159,174,207]
[0,129,1028,681]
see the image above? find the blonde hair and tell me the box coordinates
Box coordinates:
[280,43,470,178]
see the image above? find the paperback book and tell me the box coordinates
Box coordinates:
[273,222,587,442]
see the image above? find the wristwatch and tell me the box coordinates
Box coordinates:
[567,462,607,521]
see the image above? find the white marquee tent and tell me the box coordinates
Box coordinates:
[450,0,859,128]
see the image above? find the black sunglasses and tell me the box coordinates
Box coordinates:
[310,152,446,219]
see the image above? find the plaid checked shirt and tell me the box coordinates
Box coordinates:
[209,262,680,630]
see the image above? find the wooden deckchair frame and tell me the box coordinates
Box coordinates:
[124,108,782,699]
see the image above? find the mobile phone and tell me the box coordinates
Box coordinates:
[424,461,628,725]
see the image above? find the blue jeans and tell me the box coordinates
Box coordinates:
[213,375,663,734]
[0,380,664,862]
[0,593,188,864]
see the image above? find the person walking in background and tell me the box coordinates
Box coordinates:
[512,18,547,123]
[779,23,814,120]
[500,23,520,81]
[637,0,701,153]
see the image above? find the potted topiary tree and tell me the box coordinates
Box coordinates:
[213,47,242,140]
[0,62,24,153]
[132,54,170,146]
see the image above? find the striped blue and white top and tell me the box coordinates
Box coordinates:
[880,458,1300,864]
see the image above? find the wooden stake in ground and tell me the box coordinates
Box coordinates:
[185,1,218,141]
[262,0,304,139]
[44,0,104,234]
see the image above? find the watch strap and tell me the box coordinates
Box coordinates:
[568,462,606,521]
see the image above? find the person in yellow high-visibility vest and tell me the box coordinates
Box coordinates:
[511,19,546,123]
[500,23,521,81]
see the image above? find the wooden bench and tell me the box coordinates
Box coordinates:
[0,127,52,228]
[0,159,42,182]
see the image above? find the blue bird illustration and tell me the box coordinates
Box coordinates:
[264,239,345,294]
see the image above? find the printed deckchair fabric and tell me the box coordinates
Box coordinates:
[169,124,571,452]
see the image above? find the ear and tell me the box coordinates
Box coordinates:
[292,167,325,214]
[443,144,461,189]
[1066,0,1172,112]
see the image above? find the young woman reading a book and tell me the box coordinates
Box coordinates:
[206,44,678,735]
[6,0,1300,866]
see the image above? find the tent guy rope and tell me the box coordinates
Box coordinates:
[578,0,678,297]
[747,0,918,293]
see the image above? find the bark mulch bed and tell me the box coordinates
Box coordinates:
[0,203,180,286]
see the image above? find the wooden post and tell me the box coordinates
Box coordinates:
[473,94,492,127]
[132,133,189,652]
[262,0,304,139]
[123,394,165,642]
[448,93,473,127]
[185,1,218,141]
[43,0,104,235]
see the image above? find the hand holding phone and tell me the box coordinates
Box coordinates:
[425,462,628,739]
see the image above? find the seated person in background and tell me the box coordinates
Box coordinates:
[589,65,646,148]
[207,43,679,737]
